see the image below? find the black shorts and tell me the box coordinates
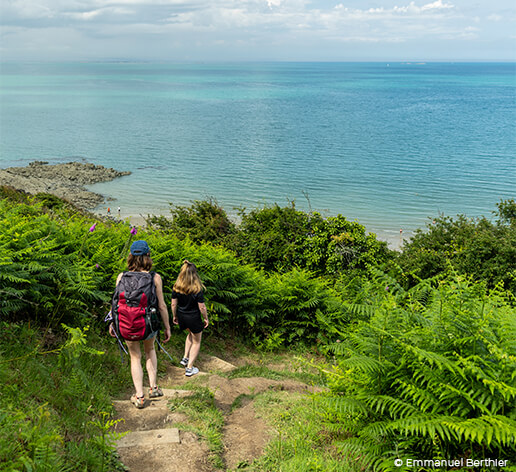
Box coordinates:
[178,312,204,334]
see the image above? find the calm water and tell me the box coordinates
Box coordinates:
[1,62,515,246]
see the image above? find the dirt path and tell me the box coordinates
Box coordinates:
[111,354,320,471]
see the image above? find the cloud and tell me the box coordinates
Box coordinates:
[421,0,453,11]
[487,13,502,21]
[335,0,455,17]
[267,0,282,8]
[2,1,54,19]
[1,0,206,23]
[1,0,514,60]
[2,0,456,24]
[63,7,134,21]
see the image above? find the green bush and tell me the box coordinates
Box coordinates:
[231,203,392,276]
[0,201,109,325]
[0,323,128,471]
[318,273,516,470]
[228,203,309,271]
[146,197,235,245]
[147,198,393,277]
[303,213,390,276]
[2,189,515,472]
[398,200,516,293]
[259,269,348,347]
[0,193,350,346]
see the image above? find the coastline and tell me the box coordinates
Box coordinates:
[0,161,130,209]
[1,160,409,250]
[94,203,410,251]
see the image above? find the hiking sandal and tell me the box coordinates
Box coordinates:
[131,394,145,409]
[149,386,163,398]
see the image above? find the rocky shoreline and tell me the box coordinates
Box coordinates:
[0,161,130,209]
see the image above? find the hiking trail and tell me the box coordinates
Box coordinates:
[111,353,320,471]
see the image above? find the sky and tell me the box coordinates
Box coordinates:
[1,0,515,62]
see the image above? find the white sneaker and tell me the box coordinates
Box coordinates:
[185,366,199,377]
[180,357,189,367]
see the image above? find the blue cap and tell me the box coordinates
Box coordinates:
[130,240,150,256]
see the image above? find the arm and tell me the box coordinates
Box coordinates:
[198,302,209,328]
[154,273,171,342]
[171,298,179,325]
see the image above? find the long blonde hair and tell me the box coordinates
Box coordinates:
[173,260,204,295]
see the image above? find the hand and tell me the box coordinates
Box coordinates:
[203,318,209,328]
[163,327,171,343]
[108,323,116,338]
[173,316,179,325]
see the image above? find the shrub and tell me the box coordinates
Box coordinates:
[229,202,309,272]
[147,199,393,277]
[0,201,109,325]
[318,274,516,470]
[398,200,516,293]
[260,269,348,347]
[0,323,127,471]
[230,202,392,276]
[146,197,235,245]
[0,194,350,346]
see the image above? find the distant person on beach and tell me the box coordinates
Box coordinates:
[118,206,121,216]
[107,207,111,214]
[109,240,171,408]
[171,260,209,377]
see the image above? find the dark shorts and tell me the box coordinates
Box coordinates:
[178,312,204,334]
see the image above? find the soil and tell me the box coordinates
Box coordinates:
[223,397,269,471]
[111,355,321,471]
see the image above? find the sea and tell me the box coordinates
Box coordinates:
[0,62,515,248]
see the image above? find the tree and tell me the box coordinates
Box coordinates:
[398,200,516,292]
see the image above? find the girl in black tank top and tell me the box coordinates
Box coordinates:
[171,260,209,377]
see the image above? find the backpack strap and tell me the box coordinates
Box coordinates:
[111,271,131,338]
[149,271,158,308]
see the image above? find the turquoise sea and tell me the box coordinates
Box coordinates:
[0,62,515,247]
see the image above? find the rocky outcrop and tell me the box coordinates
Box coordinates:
[0,161,130,209]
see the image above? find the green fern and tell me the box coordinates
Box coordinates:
[318,273,516,470]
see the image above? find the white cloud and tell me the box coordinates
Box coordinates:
[64,7,134,20]
[421,0,453,11]
[267,0,282,8]
[392,0,454,14]
[487,14,502,21]
[3,1,54,19]
[3,0,457,24]
[334,1,455,19]
[455,25,479,39]
[1,0,514,60]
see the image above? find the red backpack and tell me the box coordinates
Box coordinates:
[112,271,160,341]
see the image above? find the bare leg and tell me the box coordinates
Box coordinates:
[126,340,144,397]
[144,336,158,389]
[184,331,193,359]
[187,331,202,369]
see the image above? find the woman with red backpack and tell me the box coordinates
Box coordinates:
[109,240,171,408]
